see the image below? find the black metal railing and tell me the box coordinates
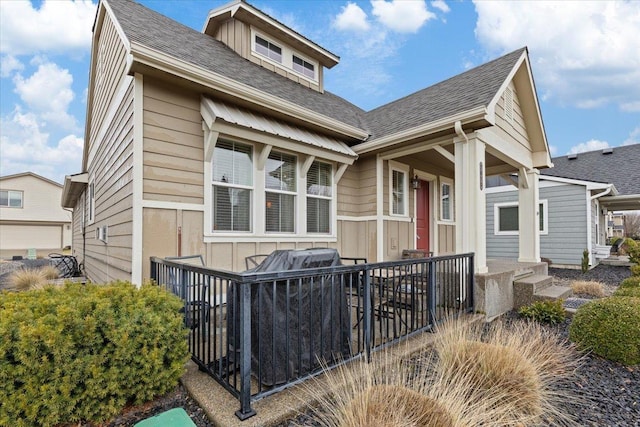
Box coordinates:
[150,253,474,420]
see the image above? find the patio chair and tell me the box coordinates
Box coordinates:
[165,255,210,331]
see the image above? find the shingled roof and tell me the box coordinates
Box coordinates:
[541,144,640,196]
[107,0,369,133]
[106,0,527,145]
[364,48,526,140]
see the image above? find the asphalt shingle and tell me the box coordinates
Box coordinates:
[541,144,640,196]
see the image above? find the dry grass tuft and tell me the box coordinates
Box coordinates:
[9,268,47,291]
[40,265,60,280]
[570,280,605,298]
[300,332,524,427]
[433,317,580,426]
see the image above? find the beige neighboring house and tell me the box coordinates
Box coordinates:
[62,0,552,284]
[1,172,72,258]
[607,212,625,239]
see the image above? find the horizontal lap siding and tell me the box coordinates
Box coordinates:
[486,184,588,266]
[142,79,204,203]
[541,185,588,266]
[494,82,532,153]
[85,83,135,283]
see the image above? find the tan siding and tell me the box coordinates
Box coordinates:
[84,80,134,283]
[142,78,204,204]
[337,156,376,216]
[494,82,532,152]
[438,224,455,254]
[89,12,128,150]
[384,220,413,260]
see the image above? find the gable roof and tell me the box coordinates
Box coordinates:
[0,172,62,188]
[365,48,527,140]
[541,144,640,196]
[106,0,369,137]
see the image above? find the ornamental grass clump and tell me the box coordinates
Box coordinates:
[432,317,579,426]
[569,296,640,366]
[0,281,189,426]
[301,342,514,427]
[570,280,605,298]
[8,268,47,290]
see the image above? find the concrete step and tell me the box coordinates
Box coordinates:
[513,274,554,309]
[534,285,573,301]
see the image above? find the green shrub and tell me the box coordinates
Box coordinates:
[581,249,590,273]
[630,264,640,277]
[0,282,189,426]
[569,296,640,366]
[620,276,640,289]
[627,242,640,268]
[518,300,566,325]
[614,286,640,298]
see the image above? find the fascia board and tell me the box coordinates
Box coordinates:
[128,42,367,141]
[353,107,489,155]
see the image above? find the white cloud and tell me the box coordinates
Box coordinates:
[568,139,610,155]
[334,2,371,31]
[623,127,640,146]
[0,0,97,56]
[372,0,435,33]
[473,1,640,111]
[13,61,77,131]
[431,0,450,14]
[0,55,23,78]
[0,108,83,182]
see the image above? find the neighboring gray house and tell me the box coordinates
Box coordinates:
[486,143,640,268]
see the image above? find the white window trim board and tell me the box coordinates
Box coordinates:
[388,160,410,218]
[494,199,548,236]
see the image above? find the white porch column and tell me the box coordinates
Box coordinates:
[518,168,540,263]
[454,132,488,273]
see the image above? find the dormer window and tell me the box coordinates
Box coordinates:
[255,35,282,63]
[293,55,315,79]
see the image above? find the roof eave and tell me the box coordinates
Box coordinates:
[353,106,490,155]
[127,42,368,141]
[61,173,89,208]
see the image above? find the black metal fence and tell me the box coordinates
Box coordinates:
[150,253,474,420]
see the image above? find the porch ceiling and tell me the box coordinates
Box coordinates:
[394,145,509,177]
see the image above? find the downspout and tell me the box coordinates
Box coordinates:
[588,184,613,266]
[590,185,613,200]
[454,121,469,143]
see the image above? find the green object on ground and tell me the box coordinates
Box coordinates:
[134,408,196,427]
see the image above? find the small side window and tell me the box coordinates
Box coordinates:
[440,179,453,221]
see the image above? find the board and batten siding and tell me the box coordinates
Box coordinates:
[84,81,135,283]
[212,19,322,92]
[486,183,588,266]
[493,82,532,155]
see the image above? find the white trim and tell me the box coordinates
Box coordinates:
[439,176,454,222]
[413,170,437,255]
[586,193,594,266]
[434,146,455,163]
[128,42,367,141]
[131,73,144,286]
[376,155,384,262]
[337,215,377,222]
[203,235,337,244]
[388,160,409,217]
[142,200,205,211]
[494,199,548,236]
[87,177,95,225]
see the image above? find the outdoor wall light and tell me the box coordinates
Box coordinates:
[411,175,420,190]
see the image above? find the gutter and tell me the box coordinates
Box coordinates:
[590,184,613,200]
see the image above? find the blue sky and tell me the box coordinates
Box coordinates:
[1,0,639,184]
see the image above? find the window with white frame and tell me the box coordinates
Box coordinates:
[440,178,453,221]
[389,165,408,216]
[292,55,315,79]
[265,151,296,233]
[307,161,332,234]
[0,190,23,208]
[254,35,282,63]
[495,200,547,235]
[212,141,253,232]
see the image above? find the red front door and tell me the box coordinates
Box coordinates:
[416,180,430,252]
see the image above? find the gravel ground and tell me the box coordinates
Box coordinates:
[4,264,636,426]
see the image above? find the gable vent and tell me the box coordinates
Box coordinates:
[567,153,577,160]
[504,87,514,125]
[602,148,613,155]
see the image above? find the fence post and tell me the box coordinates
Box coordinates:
[235,280,256,420]
[363,268,372,361]
[468,254,475,312]
[150,259,157,283]
[428,259,437,326]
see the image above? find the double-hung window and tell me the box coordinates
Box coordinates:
[307,161,332,233]
[212,141,253,232]
[440,179,453,221]
[255,35,282,63]
[0,190,23,208]
[265,151,296,233]
[391,169,407,216]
